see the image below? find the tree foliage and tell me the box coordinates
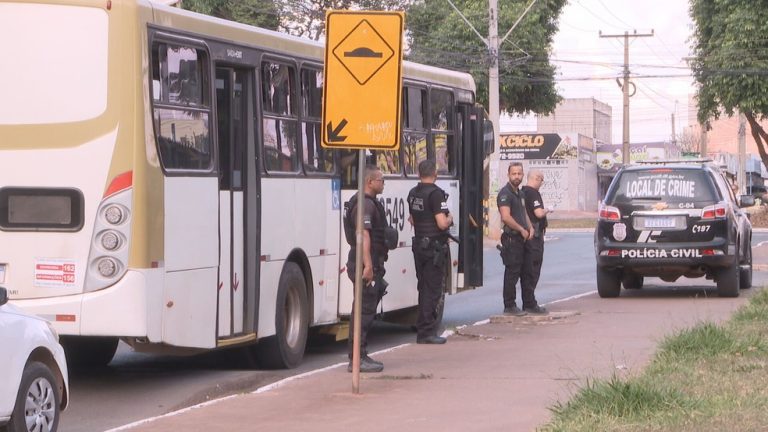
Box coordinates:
[676,127,701,154]
[406,0,565,115]
[690,0,768,168]
[182,0,279,30]
[280,0,411,40]
[182,0,565,116]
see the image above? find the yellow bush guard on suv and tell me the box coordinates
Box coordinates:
[594,160,754,298]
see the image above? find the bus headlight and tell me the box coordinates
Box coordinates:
[100,231,121,251]
[97,257,118,278]
[104,205,125,225]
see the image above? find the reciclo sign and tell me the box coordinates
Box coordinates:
[499,133,570,160]
[321,11,404,150]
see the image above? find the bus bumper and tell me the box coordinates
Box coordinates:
[10,270,161,339]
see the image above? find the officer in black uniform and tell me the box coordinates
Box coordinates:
[407,160,452,344]
[497,162,533,316]
[520,169,550,314]
[344,165,388,373]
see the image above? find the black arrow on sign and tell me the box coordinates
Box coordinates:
[326,119,348,143]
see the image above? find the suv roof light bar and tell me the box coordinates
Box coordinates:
[634,158,713,165]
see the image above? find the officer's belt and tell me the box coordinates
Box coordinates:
[413,235,447,246]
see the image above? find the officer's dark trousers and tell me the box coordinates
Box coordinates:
[500,233,533,308]
[347,254,385,357]
[520,233,545,308]
[412,241,447,339]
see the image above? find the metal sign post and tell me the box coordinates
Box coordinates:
[351,150,365,393]
[322,10,403,394]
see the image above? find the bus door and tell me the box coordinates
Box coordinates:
[457,104,487,289]
[215,66,252,339]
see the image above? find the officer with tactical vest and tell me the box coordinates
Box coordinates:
[497,162,534,316]
[520,169,550,314]
[407,160,452,345]
[343,165,389,373]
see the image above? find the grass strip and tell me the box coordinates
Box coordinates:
[541,289,768,432]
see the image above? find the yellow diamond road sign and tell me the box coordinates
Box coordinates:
[322,11,404,150]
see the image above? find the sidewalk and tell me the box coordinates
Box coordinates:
[120,291,753,432]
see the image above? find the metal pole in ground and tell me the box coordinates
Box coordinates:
[351,149,365,393]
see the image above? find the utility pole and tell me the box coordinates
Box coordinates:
[600,30,654,165]
[738,112,746,195]
[671,113,676,147]
[488,0,500,151]
[444,0,537,239]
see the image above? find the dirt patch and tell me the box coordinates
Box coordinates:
[748,206,768,228]
[548,218,596,229]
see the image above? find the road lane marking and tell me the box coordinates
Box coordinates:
[543,290,597,306]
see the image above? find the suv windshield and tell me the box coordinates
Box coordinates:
[607,168,718,205]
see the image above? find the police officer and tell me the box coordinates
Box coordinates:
[344,165,388,373]
[408,160,452,344]
[497,162,534,316]
[520,170,550,314]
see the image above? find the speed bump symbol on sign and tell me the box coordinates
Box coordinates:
[322,11,404,150]
[333,19,395,86]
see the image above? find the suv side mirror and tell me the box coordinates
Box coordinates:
[739,194,756,208]
[0,287,7,306]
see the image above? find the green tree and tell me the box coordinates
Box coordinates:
[690,0,768,169]
[279,0,412,40]
[406,0,565,115]
[182,0,279,30]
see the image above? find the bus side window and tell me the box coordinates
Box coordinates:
[261,61,299,173]
[402,86,427,176]
[150,43,212,172]
[373,150,401,175]
[300,68,334,175]
[338,150,376,189]
[430,88,455,176]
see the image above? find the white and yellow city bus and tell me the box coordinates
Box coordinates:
[0,0,490,368]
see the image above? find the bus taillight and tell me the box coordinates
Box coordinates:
[84,187,132,292]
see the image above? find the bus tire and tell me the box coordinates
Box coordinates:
[384,254,449,332]
[60,336,118,370]
[435,258,451,330]
[258,262,309,369]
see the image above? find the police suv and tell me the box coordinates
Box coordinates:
[595,160,754,298]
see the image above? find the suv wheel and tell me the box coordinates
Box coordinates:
[716,261,740,297]
[597,265,621,298]
[9,361,61,432]
[622,274,644,289]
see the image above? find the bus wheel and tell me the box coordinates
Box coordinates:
[258,262,309,369]
[60,336,119,370]
[435,258,451,331]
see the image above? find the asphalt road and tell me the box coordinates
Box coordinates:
[59,231,768,432]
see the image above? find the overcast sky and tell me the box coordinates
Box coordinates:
[501,0,695,144]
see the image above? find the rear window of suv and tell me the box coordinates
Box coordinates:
[607,168,719,205]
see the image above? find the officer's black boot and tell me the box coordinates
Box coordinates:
[347,356,384,373]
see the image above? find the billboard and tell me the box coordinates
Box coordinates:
[499,133,578,160]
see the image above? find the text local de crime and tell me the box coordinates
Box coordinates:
[626,178,696,199]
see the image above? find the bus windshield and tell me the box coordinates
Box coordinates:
[0,3,108,125]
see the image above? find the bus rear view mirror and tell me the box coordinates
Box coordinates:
[483,117,495,156]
